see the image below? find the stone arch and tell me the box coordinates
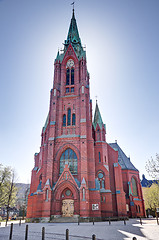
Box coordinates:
[52,181,80,216]
[55,143,80,162]
[53,143,81,183]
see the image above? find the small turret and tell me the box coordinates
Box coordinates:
[93,101,106,142]
[93,101,106,130]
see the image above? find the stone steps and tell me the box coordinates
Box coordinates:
[50,216,79,223]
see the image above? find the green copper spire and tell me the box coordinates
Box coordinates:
[66,9,81,44]
[55,49,60,62]
[63,9,86,60]
[55,9,86,62]
[93,101,105,130]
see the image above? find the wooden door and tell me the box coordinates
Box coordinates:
[62,199,74,217]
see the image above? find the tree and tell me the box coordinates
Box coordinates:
[5,171,17,224]
[0,164,12,207]
[18,187,30,219]
[143,183,159,213]
[146,153,159,179]
[0,164,17,223]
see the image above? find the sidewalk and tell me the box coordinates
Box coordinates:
[0,218,159,239]
[0,220,25,228]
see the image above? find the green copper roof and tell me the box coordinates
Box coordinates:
[55,50,60,61]
[55,10,86,62]
[66,9,81,44]
[93,101,105,130]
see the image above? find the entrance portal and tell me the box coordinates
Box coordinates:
[62,199,74,217]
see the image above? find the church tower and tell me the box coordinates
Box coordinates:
[27,10,145,221]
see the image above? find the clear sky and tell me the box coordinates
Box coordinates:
[0,0,159,183]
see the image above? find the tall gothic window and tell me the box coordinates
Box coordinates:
[67,108,71,126]
[39,174,42,183]
[97,129,100,141]
[132,177,138,196]
[82,188,85,201]
[60,148,78,174]
[99,152,101,163]
[72,114,76,126]
[71,68,74,85]
[46,189,48,201]
[97,171,105,189]
[63,114,66,126]
[66,69,70,85]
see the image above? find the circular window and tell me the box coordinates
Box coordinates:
[65,190,71,196]
[98,172,104,179]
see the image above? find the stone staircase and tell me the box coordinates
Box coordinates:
[50,216,79,223]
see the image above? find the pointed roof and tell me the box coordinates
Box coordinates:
[109,142,138,171]
[55,50,60,62]
[93,101,105,130]
[81,177,86,185]
[56,10,86,62]
[67,9,81,44]
[53,164,79,190]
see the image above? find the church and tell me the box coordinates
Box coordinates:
[27,9,145,221]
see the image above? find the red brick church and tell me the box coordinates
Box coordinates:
[27,10,145,221]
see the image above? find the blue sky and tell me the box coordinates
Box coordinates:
[0,0,159,183]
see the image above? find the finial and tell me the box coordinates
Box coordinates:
[95,96,98,103]
[71,1,75,11]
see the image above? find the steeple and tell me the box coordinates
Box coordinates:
[62,9,86,60]
[93,101,105,130]
[66,9,81,44]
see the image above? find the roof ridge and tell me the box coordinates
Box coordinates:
[109,142,138,171]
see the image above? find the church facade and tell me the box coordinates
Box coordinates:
[27,10,145,221]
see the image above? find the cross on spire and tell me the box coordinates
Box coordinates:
[71,1,75,10]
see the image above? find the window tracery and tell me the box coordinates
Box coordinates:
[60,148,77,174]
[97,171,105,189]
[132,177,138,196]
[67,108,71,126]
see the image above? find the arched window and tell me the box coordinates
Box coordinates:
[71,68,74,85]
[72,114,76,125]
[60,148,78,174]
[97,171,105,189]
[99,152,101,163]
[63,114,66,126]
[46,189,48,201]
[67,108,71,126]
[39,174,42,183]
[132,177,138,196]
[97,129,100,141]
[66,69,70,85]
[82,188,85,201]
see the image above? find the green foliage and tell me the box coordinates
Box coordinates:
[143,183,159,211]
[0,164,17,208]
[146,153,159,179]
